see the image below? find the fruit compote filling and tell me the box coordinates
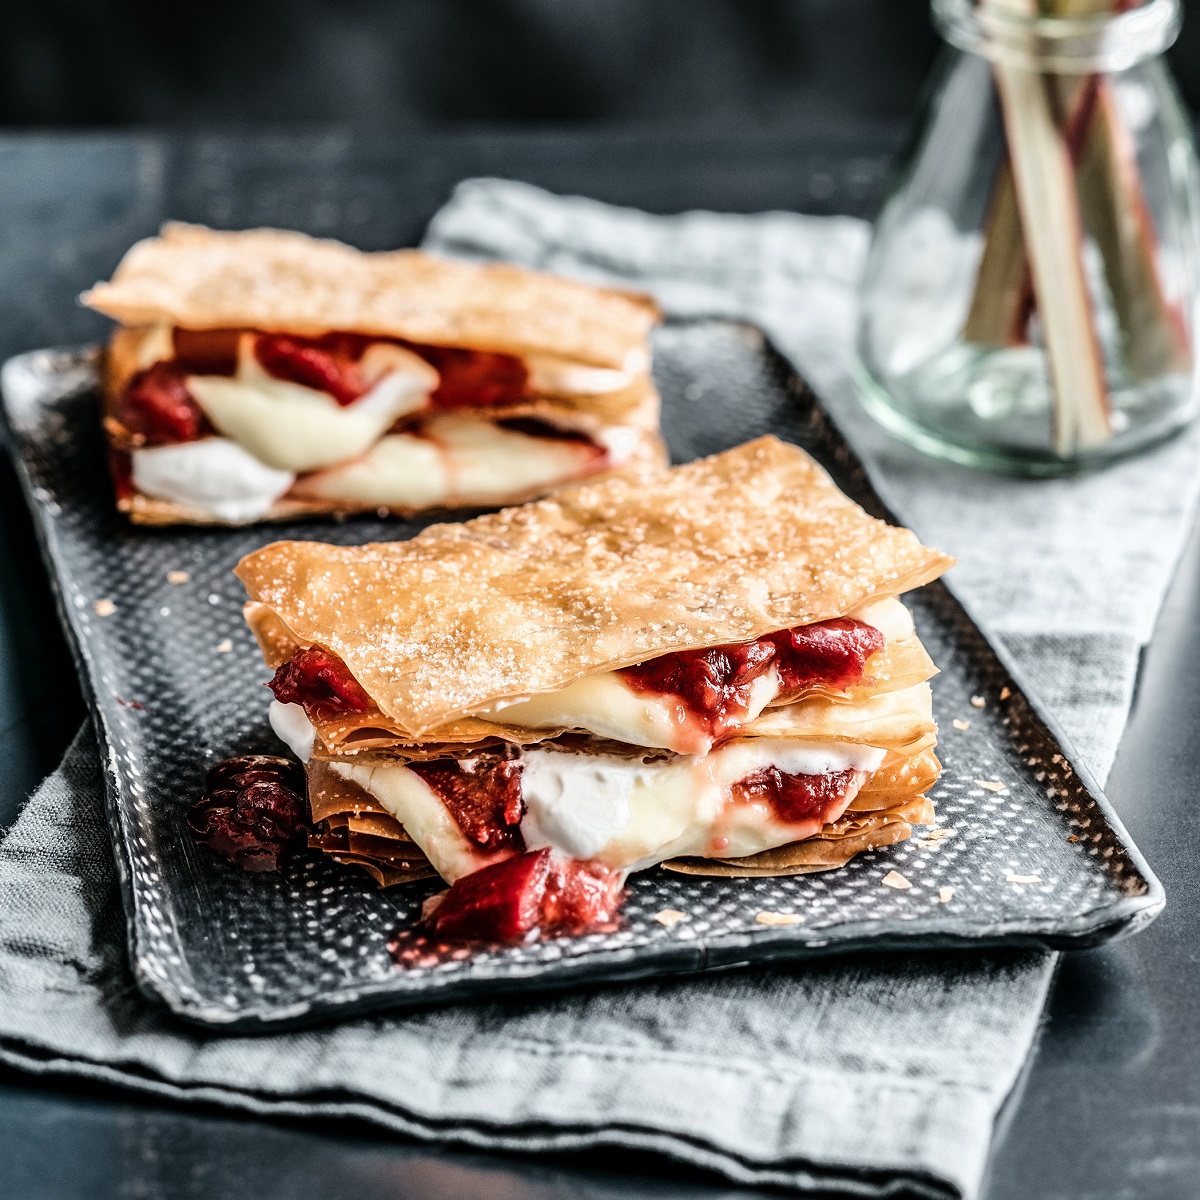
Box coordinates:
[416,344,529,409]
[420,848,623,944]
[117,362,213,445]
[409,759,526,854]
[117,329,537,448]
[619,617,885,739]
[268,646,372,718]
[390,749,872,944]
[252,332,531,410]
[187,755,308,871]
[254,332,372,406]
[732,766,864,825]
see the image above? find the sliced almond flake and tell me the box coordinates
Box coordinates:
[166,570,190,585]
[999,686,1012,700]
[970,695,986,708]
[881,870,912,891]
[93,598,116,617]
[938,886,955,904]
[925,827,955,841]
[975,779,1008,793]
[653,909,688,928]
[755,911,802,926]
[216,639,233,654]
[952,718,971,731]
[1005,872,1041,885]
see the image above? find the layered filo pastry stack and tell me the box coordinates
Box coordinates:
[82,223,664,525]
[237,438,954,942]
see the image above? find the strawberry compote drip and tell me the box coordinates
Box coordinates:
[268,646,372,718]
[116,362,213,445]
[415,344,529,409]
[409,759,525,853]
[254,332,372,406]
[420,848,623,944]
[619,618,885,737]
[253,334,528,409]
[733,767,862,826]
[770,619,886,693]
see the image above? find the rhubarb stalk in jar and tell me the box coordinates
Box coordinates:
[856,0,1200,473]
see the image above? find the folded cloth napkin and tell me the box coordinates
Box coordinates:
[3,179,1199,1200]
[426,179,1200,782]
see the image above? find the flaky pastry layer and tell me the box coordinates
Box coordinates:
[83,223,660,369]
[302,747,941,885]
[237,437,954,736]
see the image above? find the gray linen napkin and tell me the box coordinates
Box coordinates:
[426,179,1200,782]
[1,182,1197,1200]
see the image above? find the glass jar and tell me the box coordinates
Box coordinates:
[856,0,1200,474]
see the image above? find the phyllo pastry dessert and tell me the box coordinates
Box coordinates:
[237,436,954,941]
[82,223,664,525]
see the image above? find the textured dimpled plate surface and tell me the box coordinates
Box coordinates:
[1,321,1164,1029]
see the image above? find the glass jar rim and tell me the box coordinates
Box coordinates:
[931,0,1180,72]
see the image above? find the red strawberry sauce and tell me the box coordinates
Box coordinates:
[268,646,372,719]
[409,759,526,854]
[619,618,885,741]
[732,766,863,825]
[117,330,533,445]
[417,848,623,945]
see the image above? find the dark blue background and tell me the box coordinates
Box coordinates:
[3,0,1196,129]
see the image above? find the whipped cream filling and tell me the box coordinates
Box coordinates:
[187,337,437,472]
[131,437,294,523]
[269,700,316,763]
[333,738,887,882]
[131,328,638,511]
[478,598,913,753]
[849,597,914,642]
[295,413,608,507]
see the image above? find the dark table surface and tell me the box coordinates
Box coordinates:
[1,128,1197,1200]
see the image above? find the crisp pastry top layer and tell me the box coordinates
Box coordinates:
[82,223,661,370]
[236,436,954,736]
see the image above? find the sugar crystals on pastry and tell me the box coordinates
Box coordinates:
[236,436,954,941]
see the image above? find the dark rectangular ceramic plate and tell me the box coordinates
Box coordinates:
[1,319,1164,1030]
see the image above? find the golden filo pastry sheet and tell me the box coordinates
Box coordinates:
[326,856,437,888]
[847,636,937,700]
[309,684,936,758]
[238,437,954,737]
[740,682,936,751]
[307,759,394,822]
[847,749,941,811]
[83,223,660,369]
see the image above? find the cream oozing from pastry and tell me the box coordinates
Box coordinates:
[331,738,887,882]
[127,327,646,514]
[130,437,295,523]
[186,337,438,472]
[292,413,611,507]
[269,700,316,763]
[473,598,915,754]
